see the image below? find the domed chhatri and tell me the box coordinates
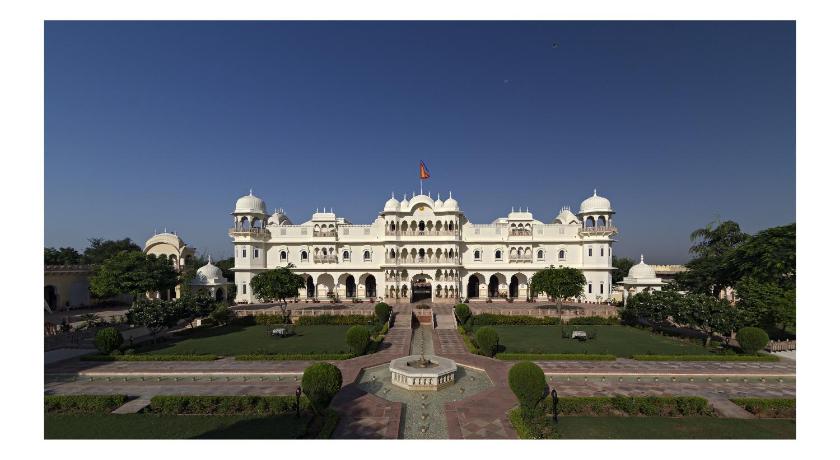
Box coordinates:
[579,189,612,213]
[190,256,232,301]
[234,189,267,215]
[618,254,665,303]
[627,254,657,280]
[389,354,457,391]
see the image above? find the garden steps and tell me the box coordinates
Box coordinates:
[706,397,755,419]
[111,396,152,414]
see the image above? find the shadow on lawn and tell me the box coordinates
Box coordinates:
[192,414,311,439]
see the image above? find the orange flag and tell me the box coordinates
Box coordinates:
[419,161,431,180]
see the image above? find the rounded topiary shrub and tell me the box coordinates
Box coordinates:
[94,327,124,354]
[301,362,343,414]
[454,303,471,325]
[737,327,770,355]
[374,302,392,325]
[508,361,547,418]
[475,326,499,357]
[346,325,371,356]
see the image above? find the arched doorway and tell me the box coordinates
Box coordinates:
[411,275,432,302]
[306,276,315,298]
[345,275,356,299]
[488,275,500,298]
[364,276,377,298]
[509,276,519,298]
[44,286,57,310]
[467,275,480,299]
[215,289,224,302]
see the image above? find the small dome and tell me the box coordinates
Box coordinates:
[400,195,410,211]
[627,255,657,280]
[234,190,266,215]
[193,258,226,285]
[443,191,459,211]
[580,189,612,213]
[409,194,435,211]
[267,209,291,226]
[554,207,578,225]
[434,193,444,209]
[384,194,400,212]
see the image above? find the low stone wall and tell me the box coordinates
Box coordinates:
[232,308,374,319]
[464,305,618,320]
[766,339,796,352]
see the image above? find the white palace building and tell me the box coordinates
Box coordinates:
[230,190,617,304]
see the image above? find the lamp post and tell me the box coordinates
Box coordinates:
[551,388,558,422]
[295,385,302,418]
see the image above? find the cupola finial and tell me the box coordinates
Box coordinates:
[249,188,253,196]
[640,254,645,263]
[593,188,597,196]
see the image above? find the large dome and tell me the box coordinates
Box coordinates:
[579,190,612,213]
[193,258,226,285]
[627,255,657,280]
[234,190,266,214]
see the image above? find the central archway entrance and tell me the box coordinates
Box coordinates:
[411,274,432,303]
[467,275,480,299]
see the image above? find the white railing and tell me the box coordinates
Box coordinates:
[509,229,532,236]
[385,230,459,237]
[509,256,533,263]
[384,257,460,264]
[313,231,337,237]
[229,227,270,236]
[579,225,618,234]
[313,255,338,263]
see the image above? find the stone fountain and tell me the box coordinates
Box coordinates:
[389,326,456,391]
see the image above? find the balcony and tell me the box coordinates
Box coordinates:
[384,257,460,265]
[579,224,618,236]
[313,255,338,264]
[508,229,532,237]
[384,230,459,237]
[509,256,533,263]
[313,231,337,237]
[228,227,270,237]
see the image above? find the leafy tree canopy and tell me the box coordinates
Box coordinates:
[44,247,83,265]
[530,266,586,307]
[250,266,305,303]
[725,223,795,290]
[611,256,635,283]
[734,277,795,333]
[82,238,141,265]
[89,252,179,300]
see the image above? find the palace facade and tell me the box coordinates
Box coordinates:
[230,190,617,304]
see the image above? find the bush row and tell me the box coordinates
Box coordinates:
[497,353,617,361]
[295,314,377,326]
[631,354,779,362]
[730,398,795,418]
[148,395,307,415]
[235,353,354,361]
[541,396,714,417]
[44,395,128,414]
[565,316,621,325]
[81,353,219,361]
[457,326,479,354]
[470,314,561,326]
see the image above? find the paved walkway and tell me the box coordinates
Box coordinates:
[111,396,152,414]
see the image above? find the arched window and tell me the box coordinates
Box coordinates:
[588,247,592,257]
[390,222,396,232]
[419,221,426,231]
[253,249,259,258]
[301,250,308,261]
[600,282,604,294]
[558,250,566,259]
[474,250,481,261]
[537,250,544,260]
[280,250,287,260]
[342,251,350,261]
[494,250,502,260]
[588,283,592,293]
[363,250,371,261]
[600,247,604,257]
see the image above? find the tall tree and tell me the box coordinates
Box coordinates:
[726,223,795,290]
[734,277,795,333]
[82,238,141,265]
[89,252,179,300]
[250,267,305,304]
[44,247,82,265]
[530,266,586,308]
[611,256,635,283]
[676,220,748,295]
[673,293,740,346]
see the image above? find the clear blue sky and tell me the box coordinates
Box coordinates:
[45,21,795,263]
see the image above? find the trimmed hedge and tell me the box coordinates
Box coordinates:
[235,353,354,361]
[346,325,371,356]
[631,354,779,362]
[471,314,560,326]
[81,353,219,361]
[374,302,392,324]
[296,314,376,326]
[253,314,290,325]
[737,327,770,355]
[315,409,341,439]
[94,327,124,354]
[45,395,128,414]
[149,395,306,415]
[454,304,471,325]
[475,326,499,357]
[565,316,621,325]
[730,398,795,418]
[508,361,547,418]
[544,396,713,417]
[302,363,343,415]
[497,353,617,361]
[457,326,479,354]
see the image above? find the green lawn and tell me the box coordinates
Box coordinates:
[495,325,712,357]
[139,324,353,356]
[512,413,795,439]
[45,414,311,439]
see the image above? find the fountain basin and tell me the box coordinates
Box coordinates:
[389,355,457,391]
